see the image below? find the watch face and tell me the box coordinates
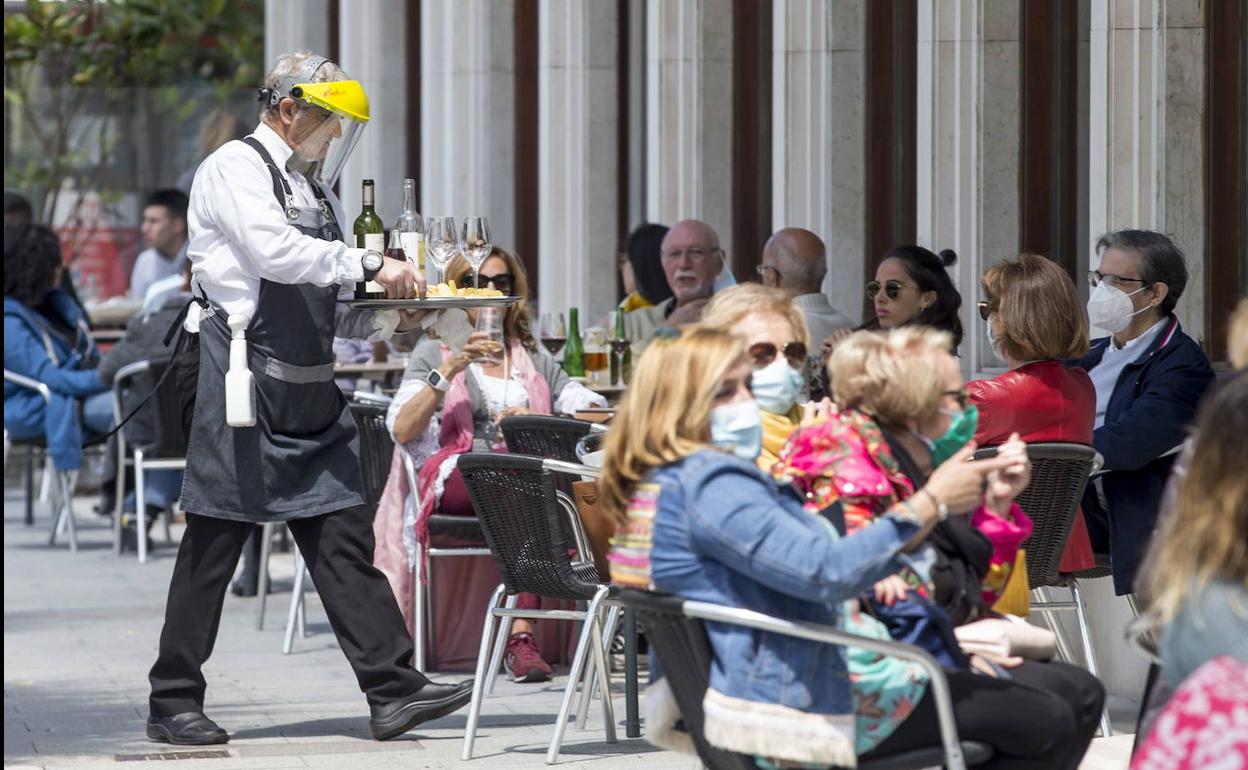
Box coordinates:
[363,251,383,270]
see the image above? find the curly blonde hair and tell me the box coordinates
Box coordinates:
[699,283,811,347]
[829,327,954,427]
[598,327,748,525]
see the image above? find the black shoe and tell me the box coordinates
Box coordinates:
[368,680,474,740]
[229,574,270,597]
[146,712,229,745]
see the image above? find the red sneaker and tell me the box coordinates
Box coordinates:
[504,632,553,683]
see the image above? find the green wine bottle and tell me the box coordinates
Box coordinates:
[563,307,585,377]
[353,178,386,299]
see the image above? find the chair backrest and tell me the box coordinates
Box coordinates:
[974,442,1098,588]
[615,588,758,770]
[499,414,595,461]
[348,401,395,509]
[457,452,603,601]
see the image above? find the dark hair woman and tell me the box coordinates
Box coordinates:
[620,223,672,310]
[865,245,964,349]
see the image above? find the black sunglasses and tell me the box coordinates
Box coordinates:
[748,341,808,370]
[865,279,913,301]
[471,272,514,293]
[976,300,994,321]
[943,389,971,410]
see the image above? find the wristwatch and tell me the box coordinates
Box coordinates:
[426,368,452,393]
[361,249,384,282]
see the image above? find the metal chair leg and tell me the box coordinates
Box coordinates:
[297,576,308,638]
[256,522,273,630]
[282,550,307,655]
[623,607,641,738]
[546,589,610,765]
[589,610,617,743]
[485,594,518,695]
[59,471,78,553]
[135,448,148,564]
[462,584,507,761]
[24,444,35,526]
[412,546,425,671]
[1070,578,1112,737]
[426,561,438,671]
[114,431,127,553]
[577,605,621,730]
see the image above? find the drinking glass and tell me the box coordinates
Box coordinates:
[460,216,492,289]
[474,306,505,364]
[425,216,460,287]
[538,312,567,357]
[584,326,609,386]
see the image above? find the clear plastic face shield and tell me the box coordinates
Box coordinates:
[285,102,365,189]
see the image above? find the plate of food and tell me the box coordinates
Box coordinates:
[343,281,520,310]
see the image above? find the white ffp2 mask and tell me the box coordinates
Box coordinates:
[1086,282,1147,334]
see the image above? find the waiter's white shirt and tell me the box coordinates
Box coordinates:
[186,121,365,321]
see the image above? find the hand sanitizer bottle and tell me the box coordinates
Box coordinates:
[225,314,256,428]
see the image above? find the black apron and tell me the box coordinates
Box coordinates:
[178,137,366,522]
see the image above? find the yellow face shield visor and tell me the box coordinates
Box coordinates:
[286,79,370,189]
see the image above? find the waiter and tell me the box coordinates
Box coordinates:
[146,52,472,746]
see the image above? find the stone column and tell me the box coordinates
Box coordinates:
[535,0,620,322]
[1087,0,1206,334]
[915,0,1021,375]
[644,0,734,256]
[421,0,518,252]
[338,0,411,225]
[771,0,866,323]
[265,0,332,72]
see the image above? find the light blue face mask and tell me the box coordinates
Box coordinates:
[710,399,763,462]
[712,252,737,293]
[750,356,804,415]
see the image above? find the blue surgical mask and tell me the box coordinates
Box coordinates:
[985,315,1003,360]
[710,399,763,462]
[750,356,804,415]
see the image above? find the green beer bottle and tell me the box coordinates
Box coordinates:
[563,307,585,377]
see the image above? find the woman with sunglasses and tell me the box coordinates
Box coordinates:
[374,247,605,683]
[862,246,964,350]
[965,254,1099,574]
[699,283,828,470]
[601,327,1099,769]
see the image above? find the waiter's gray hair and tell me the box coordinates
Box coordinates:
[259,51,349,123]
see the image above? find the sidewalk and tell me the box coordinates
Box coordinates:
[3,485,1131,769]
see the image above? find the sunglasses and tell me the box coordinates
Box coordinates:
[865,279,913,301]
[942,388,971,410]
[470,272,514,293]
[748,341,808,370]
[976,300,995,321]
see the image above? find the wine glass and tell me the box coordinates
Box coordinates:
[460,216,492,289]
[538,312,567,357]
[425,216,459,287]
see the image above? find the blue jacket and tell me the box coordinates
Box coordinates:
[1073,316,1214,594]
[648,450,918,765]
[4,291,106,470]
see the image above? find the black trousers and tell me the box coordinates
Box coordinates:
[861,660,1105,770]
[149,506,430,716]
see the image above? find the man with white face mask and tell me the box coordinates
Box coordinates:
[1074,229,1214,595]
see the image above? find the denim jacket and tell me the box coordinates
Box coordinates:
[647,449,920,765]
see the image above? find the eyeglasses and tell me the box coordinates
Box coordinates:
[660,247,719,263]
[976,300,995,321]
[865,279,914,301]
[748,341,808,370]
[942,389,970,410]
[1088,271,1148,289]
[755,264,782,281]
[470,272,514,294]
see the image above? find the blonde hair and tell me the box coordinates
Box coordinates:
[445,247,537,352]
[982,254,1089,362]
[598,327,748,525]
[1138,375,1248,627]
[830,327,954,426]
[699,283,811,347]
[1229,297,1248,369]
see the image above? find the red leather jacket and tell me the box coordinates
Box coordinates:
[967,360,1095,446]
[967,360,1097,573]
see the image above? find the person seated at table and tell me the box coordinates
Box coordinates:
[1075,230,1214,595]
[699,283,821,471]
[129,189,189,303]
[966,253,1098,574]
[95,260,194,549]
[376,247,604,682]
[1134,374,1248,692]
[599,326,1101,770]
[624,219,727,349]
[860,245,964,350]
[618,223,671,313]
[4,224,111,473]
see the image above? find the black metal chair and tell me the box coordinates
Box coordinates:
[112,358,189,563]
[616,588,995,770]
[457,452,618,764]
[4,369,79,551]
[974,441,1110,736]
[499,414,594,496]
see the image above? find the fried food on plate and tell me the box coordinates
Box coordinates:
[426,280,504,298]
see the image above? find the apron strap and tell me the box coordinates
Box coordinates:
[242,136,294,213]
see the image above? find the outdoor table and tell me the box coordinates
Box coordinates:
[334,360,408,389]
